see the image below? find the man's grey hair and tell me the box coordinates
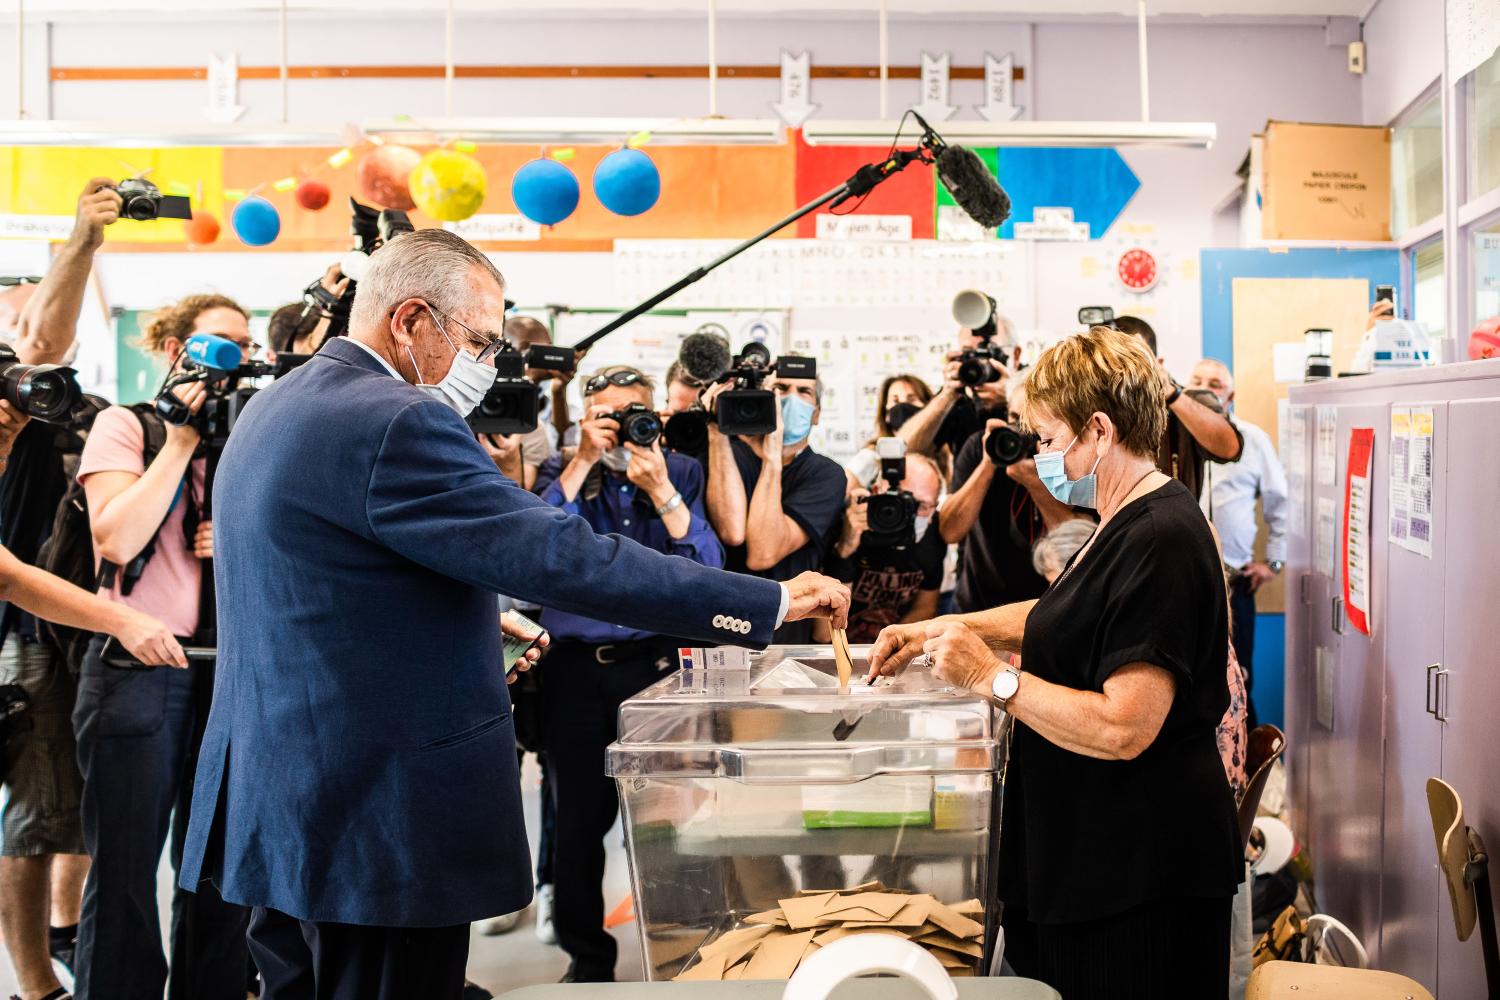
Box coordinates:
[1032,518,1098,579]
[349,229,505,335]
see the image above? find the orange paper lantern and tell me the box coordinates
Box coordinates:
[185,211,221,245]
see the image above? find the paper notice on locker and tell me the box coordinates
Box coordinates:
[1316,406,1338,486]
[1406,407,1434,557]
[1388,407,1411,548]
[1343,427,1374,636]
[1316,497,1338,580]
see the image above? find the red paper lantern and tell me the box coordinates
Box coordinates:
[185,211,221,245]
[296,179,331,211]
[357,144,420,211]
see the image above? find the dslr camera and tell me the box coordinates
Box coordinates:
[0,344,84,423]
[154,335,265,448]
[605,402,662,448]
[713,343,817,437]
[984,422,1037,467]
[859,437,918,548]
[115,178,192,222]
[951,289,1005,388]
[467,348,539,436]
[1078,305,1116,329]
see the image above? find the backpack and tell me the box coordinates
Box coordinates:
[37,402,168,673]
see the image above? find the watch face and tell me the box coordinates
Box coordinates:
[992,669,1020,701]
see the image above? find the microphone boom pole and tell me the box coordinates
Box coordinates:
[573,139,936,352]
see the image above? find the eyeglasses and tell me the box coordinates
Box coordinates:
[0,276,42,287]
[428,306,503,357]
[584,370,645,396]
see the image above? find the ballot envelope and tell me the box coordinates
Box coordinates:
[605,644,1005,981]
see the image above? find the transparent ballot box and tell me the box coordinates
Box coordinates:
[605,645,1002,982]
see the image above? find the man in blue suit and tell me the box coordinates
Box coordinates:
[177,229,849,1000]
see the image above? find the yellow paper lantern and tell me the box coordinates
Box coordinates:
[409,149,488,222]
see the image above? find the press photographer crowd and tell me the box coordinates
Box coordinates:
[0,178,1295,1000]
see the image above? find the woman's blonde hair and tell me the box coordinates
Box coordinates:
[1024,325,1166,458]
[138,294,248,356]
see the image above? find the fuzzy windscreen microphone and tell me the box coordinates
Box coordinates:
[677,331,733,384]
[935,144,1013,229]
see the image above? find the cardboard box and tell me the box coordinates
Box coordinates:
[1262,121,1391,242]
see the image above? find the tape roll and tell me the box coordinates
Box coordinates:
[1250,816,1295,875]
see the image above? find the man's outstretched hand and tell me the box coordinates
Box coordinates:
[782,571,851,630]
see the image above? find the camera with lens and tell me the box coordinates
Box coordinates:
[154,336,264,447]
[524,344,575,375]
[115,178,192,222]
[467,349,539,436]
[985,423,1037,467]
[663,406,709,458]
[951,290,1006,388]
[0,343,84,423]
[1078,305,1116,329]
[713,345,817,438]
[859,437,918,548]
[605,402,662,448]
[297,199,417,345]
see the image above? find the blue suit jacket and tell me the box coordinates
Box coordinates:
[178,338,784,927]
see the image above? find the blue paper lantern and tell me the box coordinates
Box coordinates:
[593,148,661,217]
[511,159,580,226]
[231,196,280,247]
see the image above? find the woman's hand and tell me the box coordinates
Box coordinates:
[115,609,188,669]
[165,381,207,449]
[923,620,1003,694]
[193,520,213,560]
[865,620,935,681]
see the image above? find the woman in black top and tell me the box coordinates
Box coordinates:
[867,326,1241,1000]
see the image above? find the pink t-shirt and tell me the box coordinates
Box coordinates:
[77,406,206,638]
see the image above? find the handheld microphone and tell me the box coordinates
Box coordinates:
[183,334,243,373]
[677,331,733,384]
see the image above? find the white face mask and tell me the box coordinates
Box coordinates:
[914,514,932,542]
[600,446,632,473]
[407,308,496,417]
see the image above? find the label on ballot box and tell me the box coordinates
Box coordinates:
[678,646,750,671]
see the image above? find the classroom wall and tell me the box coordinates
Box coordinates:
[1360,0,1443,126]
[1,11,1366,375]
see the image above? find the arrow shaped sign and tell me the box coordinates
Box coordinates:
[913,51,957,122]
[772,50,818,128]
[203,52,247,123]
[977,53,1024,122]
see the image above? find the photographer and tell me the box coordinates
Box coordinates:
[0,178,120,1000]
[507,315,583,456]
[941,372,1081,614]
[1113,316,1242,498]
[266,262,348,361]
[663,361,704,417]
[704,366,847,644]
[817,451,945,644]
[843,374,940,490]
[532,364,722,983]
[890,320,1016,460]
[73,294,254,1000]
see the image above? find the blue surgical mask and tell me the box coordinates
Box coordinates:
[780,395,815,446]
[1034,434,1103,510]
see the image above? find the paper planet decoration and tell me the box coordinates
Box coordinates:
[511,158,580,226]
[357,144,421,211]
[295,179,331,211]
[409,149,487,222]
[184,211,221,245]
[593,148,661,217]
[231,196,280,247]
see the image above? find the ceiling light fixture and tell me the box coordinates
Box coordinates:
[802,119,1216,149]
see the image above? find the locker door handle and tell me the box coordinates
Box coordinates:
[1426,663,1439,716]
[1434,669,1450,723]
[1332,596,1345,635]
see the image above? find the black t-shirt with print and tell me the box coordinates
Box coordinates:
[827,513,945,643]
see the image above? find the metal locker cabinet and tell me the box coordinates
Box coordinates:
[1302,400,1390,959]
[1377,399,1448,993]
[1282,403,1317,836]
[1434,395,1500,998]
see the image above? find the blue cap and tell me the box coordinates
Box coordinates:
[184,333,243,372]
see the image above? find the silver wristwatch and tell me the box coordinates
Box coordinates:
[655,491,684,517]
[990,667,1021,709]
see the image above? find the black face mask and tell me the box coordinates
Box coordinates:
[885,402,922,433]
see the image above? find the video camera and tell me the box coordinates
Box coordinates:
[467,347,540,436]
[715,344,818,438]
[115,178,192,222]
[984,423,1037,467]
[859,437,918,548]
[0,343,84,423]
[154,335,268,448]
[951,290,1005,388]
[298,199,416,343]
